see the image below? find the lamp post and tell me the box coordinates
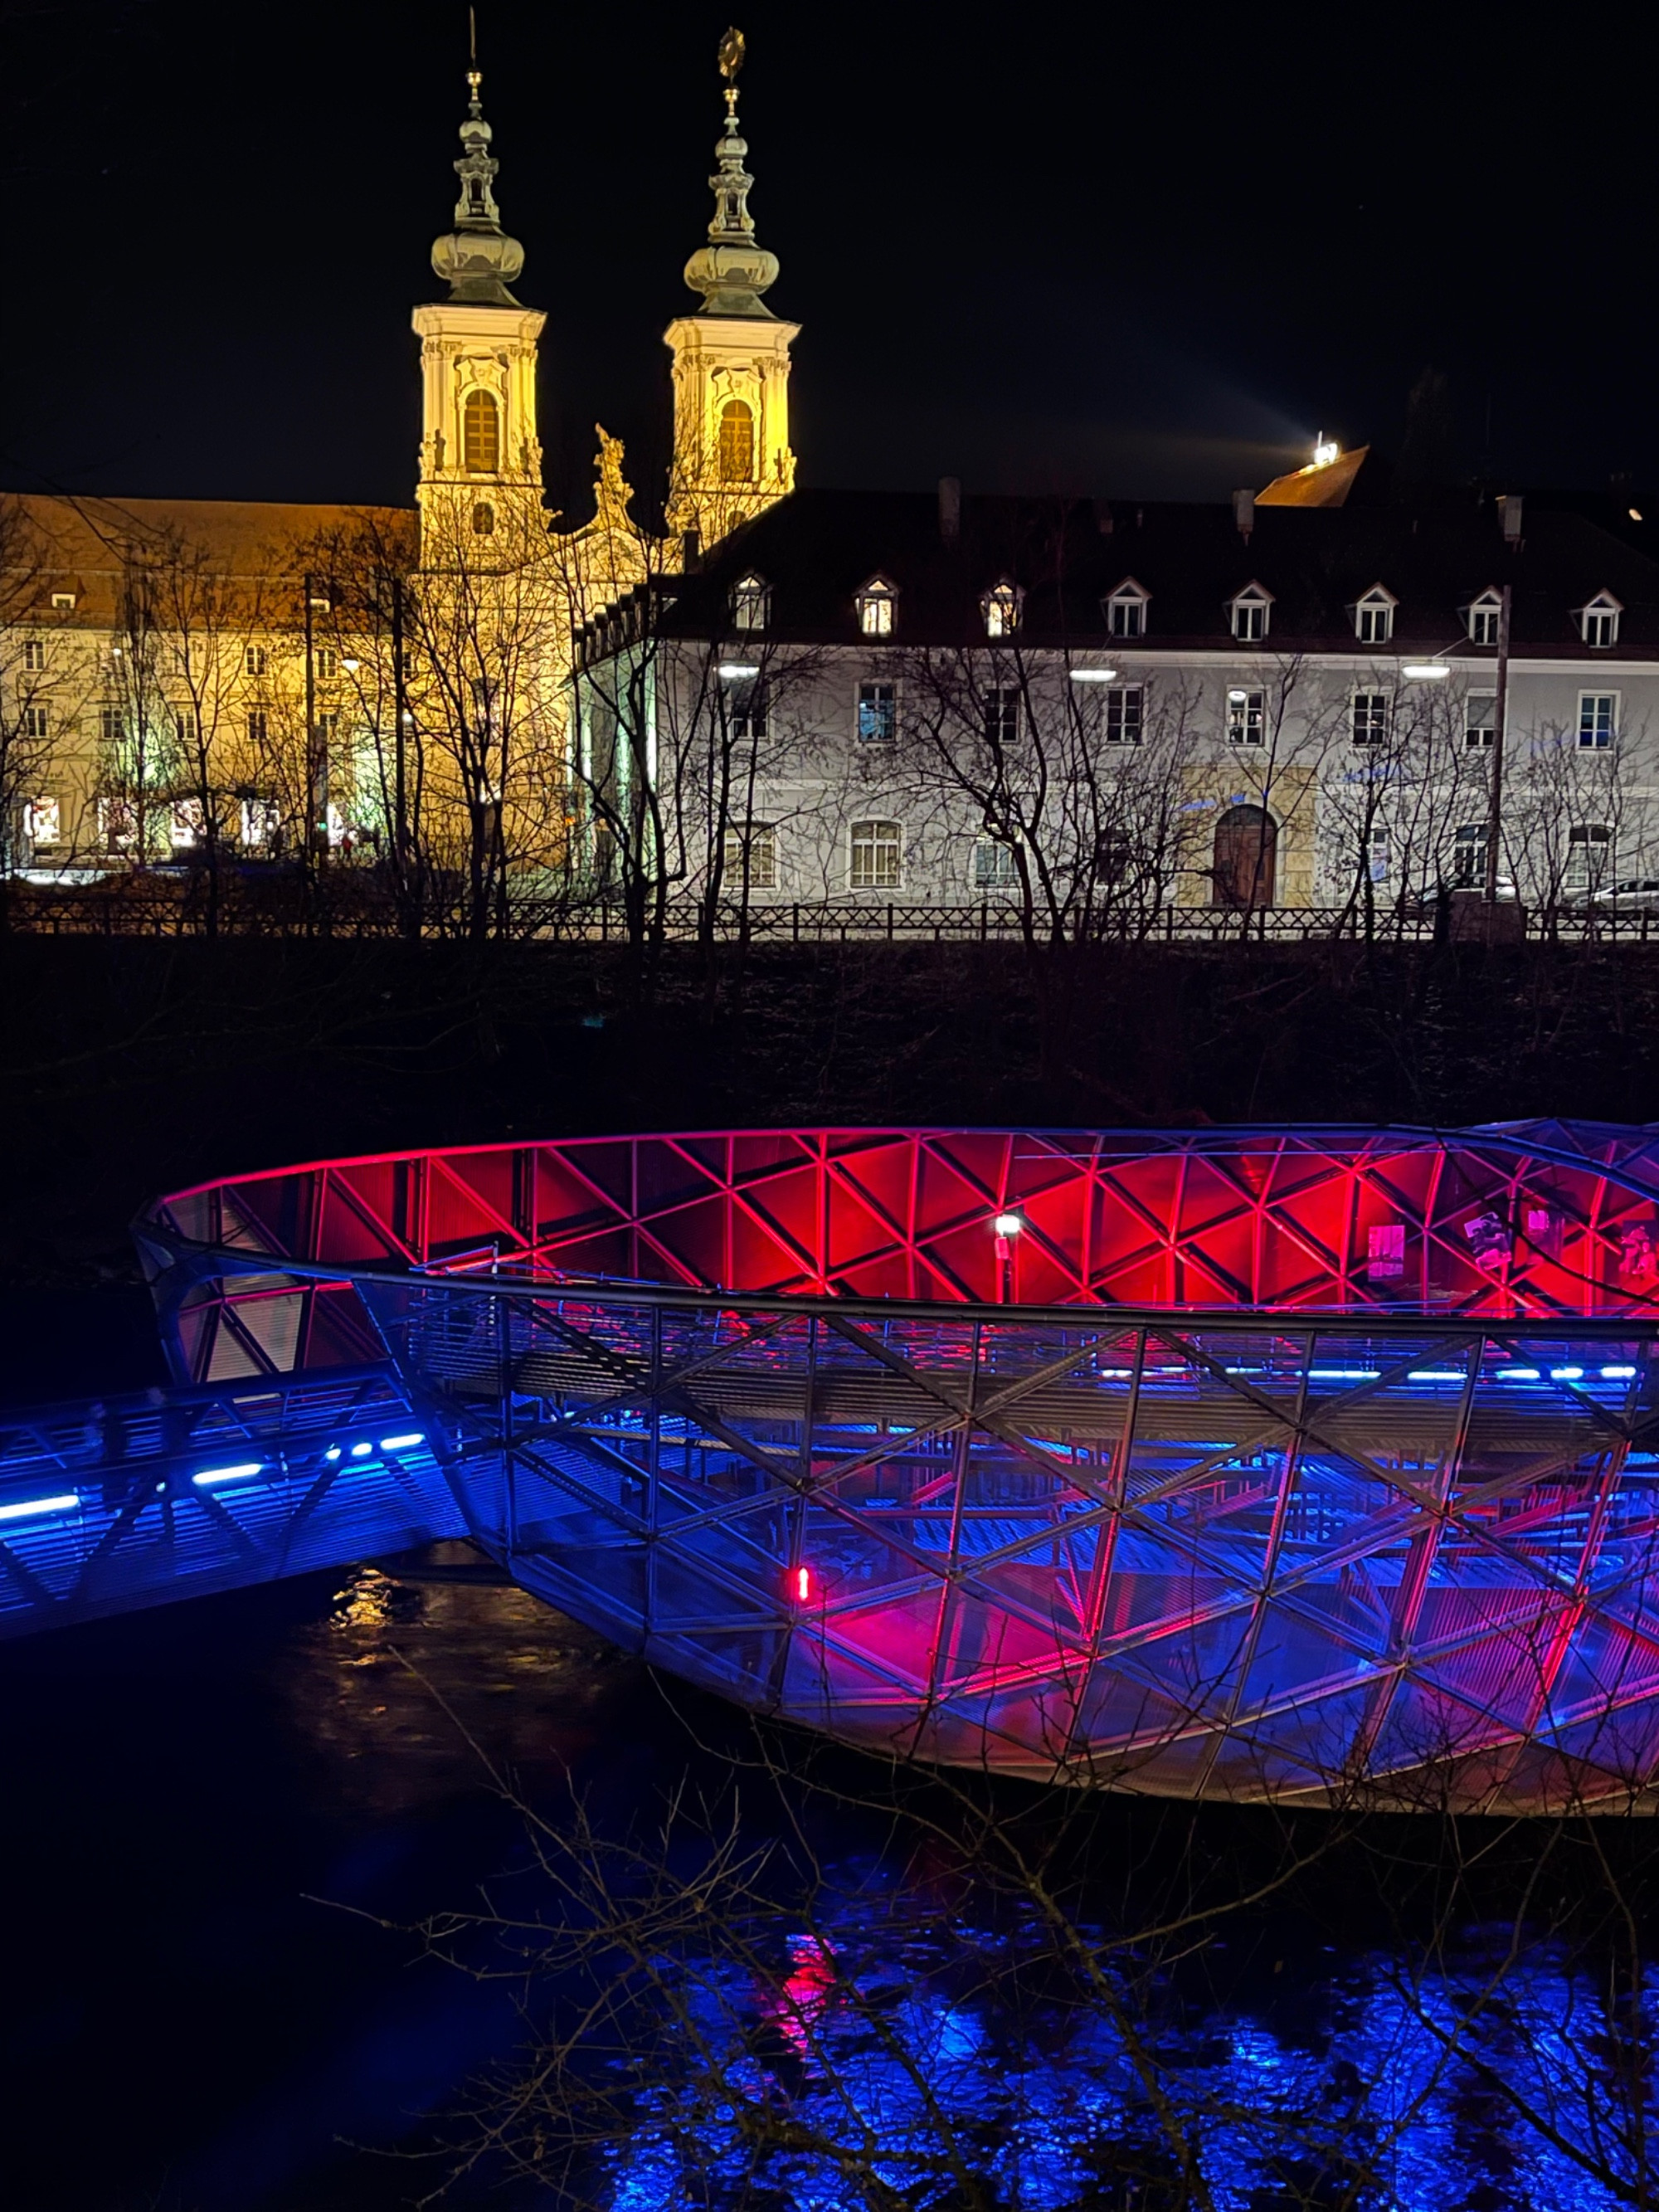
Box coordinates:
[993,1211,1024,1303]
[1483,584,1512,905]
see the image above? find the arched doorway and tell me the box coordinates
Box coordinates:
[1212,804,1277,909]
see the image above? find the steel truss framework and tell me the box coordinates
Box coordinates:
[130,1122,1659,1810]
[0,1366,464,1638]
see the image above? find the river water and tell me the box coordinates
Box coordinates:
[0,1537,1647,2212]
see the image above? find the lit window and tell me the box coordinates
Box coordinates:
[1104,582,1148,638]
[1228,585,1272,641]
[245,645,267,677]
[732,573,771,631]
[1452,822,1487,884]
[247,709,269,745]
[24,797,60,846]
[169,799,204,849]
[973,838,1019,889]
[1104,684,1143,744]
[856,681,897,743]
[1467,592,1501,646]
[241,797,280,850]
[727,679,767,740]
[722,823,777,889]
[1566,822,1613,892]
[314,646,338,680]
[1362,825,1389,883]
[50,591,75,611]
[22,704,47,740]
[1354,588,1395,645]
[472,502,495,536]
[1351,692,1389,746]
[855,577,897,636]
[983,687,1020,747]
[718,398,755,483]
[463,388,500,474]
[1579,692,1618,748]
[97,797,136,851]
[1464,694,1496,749]
[1226,687,1264,744]
[1579,592,1622,649]
[22,637,45,672]
[981,582,1022,638]
[849,817,902,890]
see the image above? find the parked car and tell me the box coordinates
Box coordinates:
[1560,878,1659,913]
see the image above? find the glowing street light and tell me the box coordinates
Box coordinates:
[1312,435,1340,468]
[718,662,761,680]
[1402,664,1452,680]
[1069,667,1118,684]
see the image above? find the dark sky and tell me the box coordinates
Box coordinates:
[4,0,1656,519]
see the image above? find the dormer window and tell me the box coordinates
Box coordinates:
[981,581,1023,639]
[855,575,897,637]
[732,573,771,631]
[1228,583,1272,642]
[1465,589,1502,646]
[1103,578,1150,639]
[1579,591,1623,649]
[50,592,75,611]
[1352,585,1396,646]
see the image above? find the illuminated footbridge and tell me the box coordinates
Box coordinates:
[11,1122,1659,1812]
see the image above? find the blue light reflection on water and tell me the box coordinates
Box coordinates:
[595,1876,1638,2212]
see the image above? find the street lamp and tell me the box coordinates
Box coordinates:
[993,1211,1024,1299]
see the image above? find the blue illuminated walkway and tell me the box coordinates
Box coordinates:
[0,1364,465,1637]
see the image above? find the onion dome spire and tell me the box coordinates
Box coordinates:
[430,42,525,306]
[682,27,780,319]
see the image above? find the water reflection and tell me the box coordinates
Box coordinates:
[280,1543,645,1814]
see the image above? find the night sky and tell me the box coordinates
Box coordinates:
[6,0,1656,519]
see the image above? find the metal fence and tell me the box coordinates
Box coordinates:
[6,876,1659,946]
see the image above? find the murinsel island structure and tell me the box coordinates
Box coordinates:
[7,37,1659,927]
[7,1122,1659,1814]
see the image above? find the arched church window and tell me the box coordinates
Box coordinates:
[472,502,495,537]
[463,389,500,474]
[718,399,755,484]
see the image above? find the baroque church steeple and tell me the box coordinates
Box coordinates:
[412,46,546,558]
[665,28,799,548]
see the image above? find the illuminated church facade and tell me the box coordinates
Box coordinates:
[8,39,1659,928]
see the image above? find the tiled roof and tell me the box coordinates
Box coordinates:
[647,489,1659,657]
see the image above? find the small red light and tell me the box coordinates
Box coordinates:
[795,1566,811,1603]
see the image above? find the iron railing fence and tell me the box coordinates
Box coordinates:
[6,875,1659,946]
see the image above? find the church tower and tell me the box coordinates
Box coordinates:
[412,66,547,558]
[664,32,798,549]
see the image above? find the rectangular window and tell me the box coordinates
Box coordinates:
[1367,1223,1406,1281]
[732,577,771,631]
[722,823,777,889]
[1104,685,1144,744]
[169,798,204,849]
[1230,598,1269,641]
[983,687,1020,747]
[314,646,338,680]
[1351,692,1389,746]
[856,682,897,743]
[22,637,45,672]
[1579,692,1618,748]
[1452,822,1487,885]
[24,797,61,847]
[315,709,340,750]
[240,797,280,850]
[1464,693,1496,748]
[247,709,269,745]
[50,592,75,611]
[1108,597,1144,638]
[97,797,137,852]
[973,838,1019,889]
[22,704,48,739]
[728,680,767,741]
[98,707,124,745]
[245,645,267,677]
[1356,602,1393,645]
[175,704,200,744]
[1566,822,1613,892]
[1468,602,1500,646]
[1363,825,1389,883]
[857,587,895,637]
[1582,603,1620,648]
[1226,688,1264,744]
[849,817,902,890]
